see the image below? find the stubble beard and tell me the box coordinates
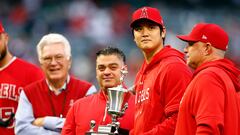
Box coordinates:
[0,45,7,61]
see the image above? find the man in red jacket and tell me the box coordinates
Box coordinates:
[130,7,192,135]
[62,47,135,135]
[15,33,96,135]
[0,22,43,135]
[175,23,240,135]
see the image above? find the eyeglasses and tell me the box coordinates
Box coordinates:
[41,54,66,64]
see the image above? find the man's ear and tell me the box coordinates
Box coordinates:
[204,43,213,55]
[68,56,72,69]
[161,27,166,38]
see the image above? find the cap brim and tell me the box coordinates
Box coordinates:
[130,18,162,28]
[130,18,151,28]
[177,35,199,42]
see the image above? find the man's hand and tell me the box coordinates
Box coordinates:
[32,117,45,127]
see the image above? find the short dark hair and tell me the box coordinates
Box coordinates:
[96,47,126,63]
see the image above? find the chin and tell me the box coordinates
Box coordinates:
[48,75,63,81]
[103,83,117,89]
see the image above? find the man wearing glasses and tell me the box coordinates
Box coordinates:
[15,33,97,135]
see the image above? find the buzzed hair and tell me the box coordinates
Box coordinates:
[96,47,126,64]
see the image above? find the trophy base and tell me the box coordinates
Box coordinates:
[85,125,117,135]
[85,132,115,135]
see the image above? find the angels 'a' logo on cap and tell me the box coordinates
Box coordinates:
[140,7,148,19]
[202,35,207,40]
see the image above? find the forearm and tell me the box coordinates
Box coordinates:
[43,116,66,131]
[196,122,223,135]
[15,91,61,135]
[15,123,60,135]
[15,116,59,135]
[142,113,177,135]
[196,125,214,135]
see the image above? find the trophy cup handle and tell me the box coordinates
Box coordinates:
[120,67,128,85]
[121,103,128,116]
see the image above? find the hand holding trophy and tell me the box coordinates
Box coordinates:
[86,67,130,135]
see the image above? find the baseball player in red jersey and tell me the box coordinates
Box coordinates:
[15,33,97,135]
[129,7,192,135]
[62,47,135,135]
[0,22,44,135]
[175,23,240,135]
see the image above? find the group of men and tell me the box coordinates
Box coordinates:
[0,5,239,135]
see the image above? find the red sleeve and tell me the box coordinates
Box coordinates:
[163,63,192,114]
[142,113,178,135]
[144,63,192,135]
[192,73,224,135]
[62,106,76,135]
[129,129,134,135]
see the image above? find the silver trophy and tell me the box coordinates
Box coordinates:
[86,67,129,135]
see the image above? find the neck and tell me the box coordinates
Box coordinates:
[0,52,13,68]
[142,45,163,64]
[102,88,108,95]
[48,79,66,92]
[198,55,224,68]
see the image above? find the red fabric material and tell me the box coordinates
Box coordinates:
[0,22,5,33]
[193,58,240,92]
[0,58,43,135]
[62,91,135,135]
[175,58,240,135]
[130,6,164,28]
[177,23,229,51]
[131,46,192,135]
[24,76,92,118]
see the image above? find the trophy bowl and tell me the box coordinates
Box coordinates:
[107,85,128,117]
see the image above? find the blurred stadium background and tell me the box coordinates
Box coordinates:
[1,0,240,88]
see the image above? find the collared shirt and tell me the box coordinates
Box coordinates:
[46,75,70,95]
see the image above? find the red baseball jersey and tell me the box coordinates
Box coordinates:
[23,76,92,118]
[0,57,43,135]
[175,59,240,135]
[62,91,135,135]
[132,46,192,135]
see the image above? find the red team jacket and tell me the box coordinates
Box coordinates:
[24,76,92,118]
[0,57,43,135]
[62,91,135,135]
[175,59,240,135]
[131,46,192,135]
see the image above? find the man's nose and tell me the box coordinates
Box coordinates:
[103,67,111,74]
[142,27,149,36]
[184,46,188,54]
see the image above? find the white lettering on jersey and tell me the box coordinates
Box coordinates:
[0,83,22,101]
[137,88,150,103]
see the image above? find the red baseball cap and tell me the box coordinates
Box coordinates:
[177,23,229,51]
[130,7,164,28]
[0,22,5,33]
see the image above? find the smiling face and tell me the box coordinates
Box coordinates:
[96,54,126,92]
[133,20,166,55]
[40,43,71,83]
